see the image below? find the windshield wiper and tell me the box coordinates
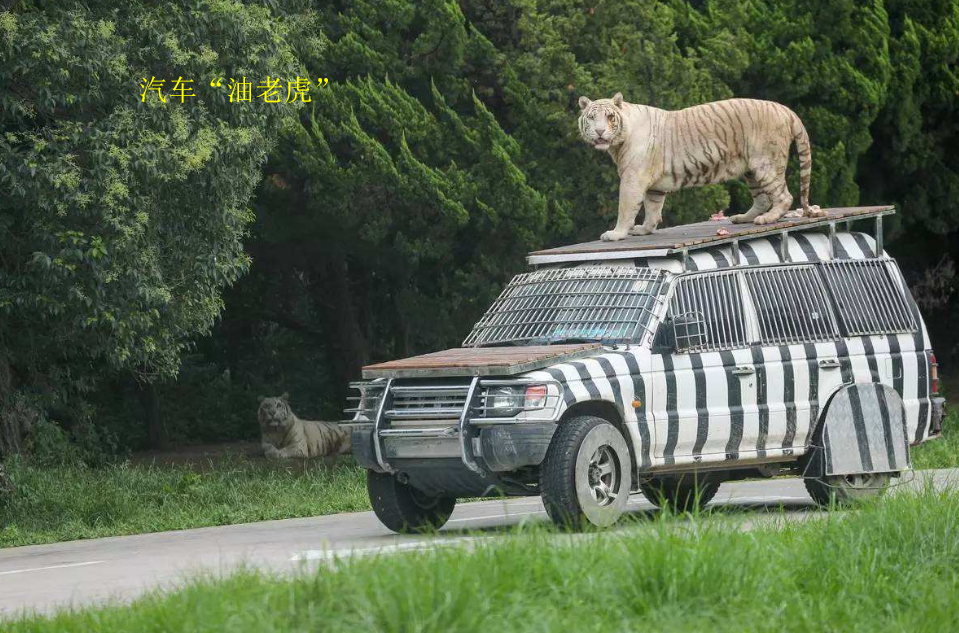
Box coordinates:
[543,337,604,346]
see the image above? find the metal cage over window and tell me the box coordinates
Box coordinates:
[669,270,748,352]
[819,259,916,336]
[462,267,666,347]
[742,265,840,346]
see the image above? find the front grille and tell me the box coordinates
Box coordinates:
[386,384,470,420]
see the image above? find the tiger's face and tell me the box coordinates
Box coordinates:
[258,394,294,432]
[578,93,626,151]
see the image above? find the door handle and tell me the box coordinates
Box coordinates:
[819,358,841,370]
[731,366,755,376]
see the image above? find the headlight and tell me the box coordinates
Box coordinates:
[483,384,550,417]
[486,386,523,417]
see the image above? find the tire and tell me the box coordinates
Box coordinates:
[804,470,891,507]
[803,421,892,507]
[540,415,632,530]
[639,474,719,513]
[367,470,456,533]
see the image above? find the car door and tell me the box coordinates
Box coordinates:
[651,270,758,464]
[739,265,844,453]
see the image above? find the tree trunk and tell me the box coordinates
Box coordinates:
[317,253,370,407]
[138,381,166,450]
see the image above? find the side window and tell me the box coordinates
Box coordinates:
[669,271,749,352]
[742,265,839,345]
[819,259,917,336]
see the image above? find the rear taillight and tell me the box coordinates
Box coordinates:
[930,351,939,395]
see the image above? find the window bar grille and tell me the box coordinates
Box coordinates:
[742,265,839,346]
[462,268,665,347]
[819,259,915,336]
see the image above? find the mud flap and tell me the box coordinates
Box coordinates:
[822,383,910,476]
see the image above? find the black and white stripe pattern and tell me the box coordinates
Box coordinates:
[823,383,909,475]
[521,231,933,476]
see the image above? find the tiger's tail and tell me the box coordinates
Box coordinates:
[791,115,813,215]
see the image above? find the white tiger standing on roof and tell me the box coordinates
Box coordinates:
[578,93,825,241]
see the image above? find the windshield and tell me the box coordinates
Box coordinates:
[462,267,667,347]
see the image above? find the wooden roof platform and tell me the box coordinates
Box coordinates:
[363,344,601,379]
[528,205,894,265]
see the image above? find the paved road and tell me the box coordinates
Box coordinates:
[1,468,956,618]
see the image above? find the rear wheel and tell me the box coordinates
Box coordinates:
[804,472,891,507]
[639,474,719,513]
[803,421,892,507]
[367,470,456,533]
[540,416,632,530]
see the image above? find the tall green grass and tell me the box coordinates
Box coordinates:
[913,409,959,469]
[9,483,959,631]
[0,458,368,548]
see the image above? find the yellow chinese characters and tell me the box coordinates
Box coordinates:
[257,76,282,103]
[228,77,252,103]
[286,77,312,103]
[170,77,195,103]
[139,76,166,103]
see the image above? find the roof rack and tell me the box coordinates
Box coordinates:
[527,205,894,267]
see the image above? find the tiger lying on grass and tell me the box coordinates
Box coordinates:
[578,93,824,241]
[258,394,351,459]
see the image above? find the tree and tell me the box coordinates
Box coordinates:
[241,0,549,403]
[0,1,303,452]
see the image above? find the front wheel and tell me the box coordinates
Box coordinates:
[540,416,632,530]
[367,470,456,533]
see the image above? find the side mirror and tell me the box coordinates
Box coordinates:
[654,311,708,353]
[673,311,708,351]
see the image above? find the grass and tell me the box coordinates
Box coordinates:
[912,408,958,469]
[0,457,368,548]
[0,404,953,549]
[7,482,959,631]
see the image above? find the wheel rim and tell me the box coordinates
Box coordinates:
[839,473,884,490]
[574,424,631,527]
[587,445,619,507]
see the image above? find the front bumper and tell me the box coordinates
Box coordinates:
[352,422,556,474]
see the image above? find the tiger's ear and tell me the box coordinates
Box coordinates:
[280,392,290,402]
[257,395,265,404]
[612,92,624,107]
[578,96,592,111]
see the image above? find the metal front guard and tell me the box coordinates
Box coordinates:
[348,377,564,474]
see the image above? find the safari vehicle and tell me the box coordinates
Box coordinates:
[348,206,946,532]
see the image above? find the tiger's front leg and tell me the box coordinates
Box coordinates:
[629,190,666,236]
[602,175,649,242]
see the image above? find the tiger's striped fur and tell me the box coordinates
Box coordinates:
[578,93,822,241]
[258,394,351,459]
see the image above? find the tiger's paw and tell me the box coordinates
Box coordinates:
[629,224,655,236]
[263,445,281,459]
[754,212,784,225]
[600,229,629,242]
[729,213,753,224]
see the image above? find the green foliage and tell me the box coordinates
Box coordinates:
[0,1,303,441]
[8,485,959,631]
[2,0,958,448]
[27,418,119,468]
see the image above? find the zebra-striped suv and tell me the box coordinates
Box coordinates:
[349,207,946,531]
